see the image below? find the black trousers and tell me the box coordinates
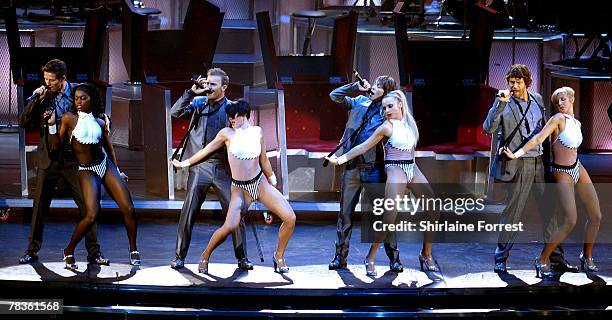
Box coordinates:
[26,159,101,258]
[335,166,400,262]
[175,160,248,260]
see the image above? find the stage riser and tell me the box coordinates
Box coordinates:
[2,281,610,318]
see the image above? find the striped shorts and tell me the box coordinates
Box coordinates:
[232,171,264,201]
[551,159,581,183]
[78,154,107,179]
[384,159,415,183]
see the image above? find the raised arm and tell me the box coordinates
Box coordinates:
[501,114,562,159]
[483,98,508,134]
[170,90,197,119]
[172,128,227,168]
[257,127,277,186]
[326,123,390,165]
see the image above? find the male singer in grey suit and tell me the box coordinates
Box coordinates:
[169,68,251,270]
[483,64,577,274]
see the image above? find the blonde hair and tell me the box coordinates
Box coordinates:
[384,90,419,144]
[551,86,575,106]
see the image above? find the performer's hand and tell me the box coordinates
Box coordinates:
[33,85,47,101]
[357,80,371,93]
[120,171,129,182]
[170,158,191,168]
[45,110,56,126]
[191,76,209,95]
[267,173,278,187]
[498,89,511,103]
[499,146,516,159]
[325,155,340,165]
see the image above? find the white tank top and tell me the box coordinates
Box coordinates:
[387,119,416,151]
[228,126,261,160]
[554,114,582,149]
[72,111,102,144]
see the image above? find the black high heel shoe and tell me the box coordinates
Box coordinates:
[273,255,289,273]
[198,259,209,274]
[419,254,440,272]
[534,258,555,279]
[364,258,377,277]
[63,251,78,270]
[129,251,141,266]
[579,253,599,272]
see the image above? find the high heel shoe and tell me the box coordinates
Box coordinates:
[579,253,599,272]
[129,251,141,266]
[364,258,377,276]
[63,251,78,270]
[419,254,440,272]
[198,260,209,274]
[272,255,289,273]
[534,258,555,279]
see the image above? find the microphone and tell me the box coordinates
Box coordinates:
[496,90,514,98]
[26,85,49,102]
[353,70,374,95]
[26,92,40,102]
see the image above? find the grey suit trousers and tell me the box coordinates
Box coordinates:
[175,160,248,260]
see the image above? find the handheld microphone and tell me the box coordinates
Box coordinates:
[496,90,514,98]
[190,75,213,94]
[26,92,40,102]
[353,70,374,95]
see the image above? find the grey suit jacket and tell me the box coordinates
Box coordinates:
[329,82,379,164]
[170,90,229,164]
[483,92,547,181]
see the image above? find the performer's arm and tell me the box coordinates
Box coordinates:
[170,90,197,119]
[100,114,119,166]
[172,128,227,167]
[171,77,209,118]
[329,82,363,108]
[19,85,47,128]
[258,127,277,186]
[483,90,512,134]
[501,114,562,159]
[326,124,390,165]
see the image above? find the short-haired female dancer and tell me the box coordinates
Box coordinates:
[172,100,296,274]
[501,86,602,278]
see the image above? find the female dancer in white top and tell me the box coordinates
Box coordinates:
[501,87,602,278]
[172,100,296,273]
[327,90,438,276]
[49,83,139,269]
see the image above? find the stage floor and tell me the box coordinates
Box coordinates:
[1,218,611,290]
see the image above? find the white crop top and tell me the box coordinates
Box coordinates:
[228,126,261,160]
[72,111,102,144]
[386,119,416,151]
[554,114,582,149]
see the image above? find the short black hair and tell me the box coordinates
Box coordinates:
[225,99,250,119]
[41,59,67,79]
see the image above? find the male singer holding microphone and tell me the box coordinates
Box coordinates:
[170,68,252,270]
[483,64,576,274]
[18,59,108,265]
[326,74,404,272]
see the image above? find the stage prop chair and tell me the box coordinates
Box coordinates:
[394,3,497,195]
[124,0,227,199]
[5,6,109,197]
[256,10,358,196]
